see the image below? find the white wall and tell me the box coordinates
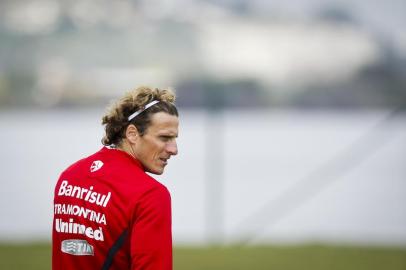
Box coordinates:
[0,108,405,246]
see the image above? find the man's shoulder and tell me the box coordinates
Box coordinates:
[61,149,102,176]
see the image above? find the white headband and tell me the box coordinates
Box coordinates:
[128,100,160,121]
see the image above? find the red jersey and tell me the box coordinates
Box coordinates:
[52,147,172,270]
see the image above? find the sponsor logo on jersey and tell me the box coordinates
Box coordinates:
[61,239,94,256]
[55,218,104,241]
[54,204,107,225]
[90,160,104,172]
[57,180,111,207]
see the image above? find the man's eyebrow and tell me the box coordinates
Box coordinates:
[158,131,178,137]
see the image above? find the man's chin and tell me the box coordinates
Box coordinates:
[146,167,164,175]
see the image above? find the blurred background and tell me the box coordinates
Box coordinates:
[0,0,405,269]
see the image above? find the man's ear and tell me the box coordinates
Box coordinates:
[125,124,139,144]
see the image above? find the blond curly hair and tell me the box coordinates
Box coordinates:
[101,86,178,146]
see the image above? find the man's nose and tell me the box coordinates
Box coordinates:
[166,140,178,155]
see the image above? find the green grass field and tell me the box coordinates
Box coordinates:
[0,243,405,270]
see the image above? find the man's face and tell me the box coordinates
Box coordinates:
[133,112,179,175]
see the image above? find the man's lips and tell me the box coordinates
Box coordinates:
[159,157,169,165]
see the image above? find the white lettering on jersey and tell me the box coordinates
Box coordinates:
[54,204,107,225]
[55,218,104,241]
[57,180,111,207]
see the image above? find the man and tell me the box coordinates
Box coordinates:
[52,86,179,270]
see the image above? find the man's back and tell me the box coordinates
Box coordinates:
[52,147,172,270]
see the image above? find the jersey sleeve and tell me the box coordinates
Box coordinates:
[130,186,172,270]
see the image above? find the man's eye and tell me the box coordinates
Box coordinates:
[159,136,171,142]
